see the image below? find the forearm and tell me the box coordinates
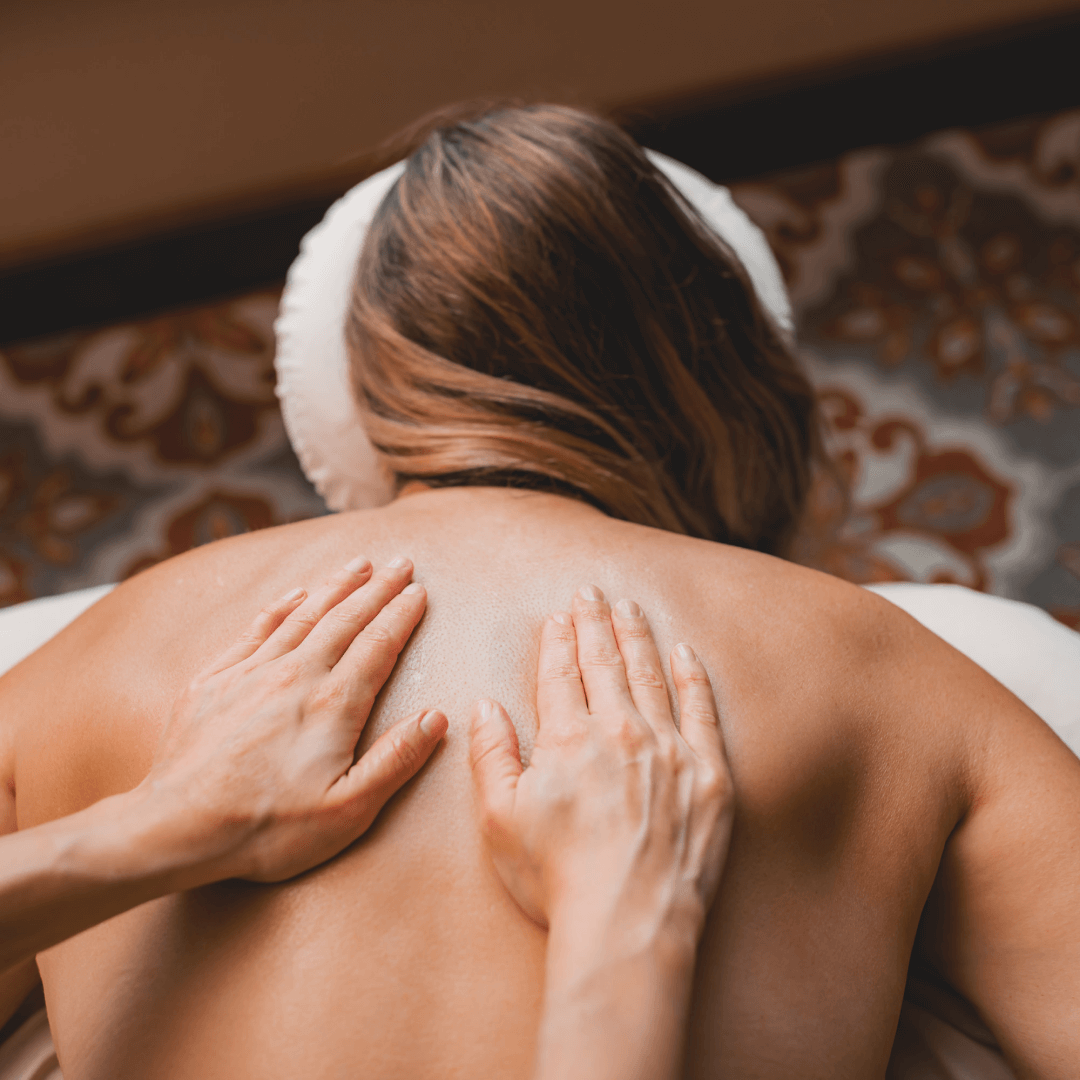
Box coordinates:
[535,901,701,1080]
[0,785,218,975]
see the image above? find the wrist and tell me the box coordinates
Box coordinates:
[537,897,700,1080]
[546,871,705,964]
[0,782,238,974]
[544,887,700,994]
[106,780,249,894]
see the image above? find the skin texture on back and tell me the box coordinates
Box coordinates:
[1,488,1076,1079]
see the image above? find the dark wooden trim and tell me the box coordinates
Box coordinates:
[617,10,1080,183]
[3,12,1080,345]
[0,197,332,345]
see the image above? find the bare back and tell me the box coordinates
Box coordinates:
[4,489,1078,1079]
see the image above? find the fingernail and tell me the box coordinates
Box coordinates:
[577,584,604,602]
[419,710,447,737]
[674,642,696,662]
[283,586,305,603]
[344,555,370,574]
[479,699,496,721]
[403,581,425,595]
[614,599,641,618]
[551,611,571,625]
[387,556,410,569]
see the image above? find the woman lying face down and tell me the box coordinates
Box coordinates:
[1,105,1078,1080]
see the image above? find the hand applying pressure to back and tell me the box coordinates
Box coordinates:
[0,555,447,988]
[469,585,735,1080]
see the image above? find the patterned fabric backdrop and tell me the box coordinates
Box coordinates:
[2,109,1079,628]
[733,109,1080,629]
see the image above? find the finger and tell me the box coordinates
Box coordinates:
[251,555,374,662]
[323,581,427,716]
[571,585,634,716]
[205,587,307,674]
[468,699,523,833]
[670,643,725,768]
[298,557,416,669]
[611,598,675,736]
[327,709,448,819]
[535,612,588,738]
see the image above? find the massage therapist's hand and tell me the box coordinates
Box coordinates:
[0,556,446,977]
[470,584,732,936]
[468,586,733,1080]
[144,555,447,883]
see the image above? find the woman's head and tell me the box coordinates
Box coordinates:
[346,103,821,555]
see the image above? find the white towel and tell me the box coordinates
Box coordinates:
[0,1010,60,1080]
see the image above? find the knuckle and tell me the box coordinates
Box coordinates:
[625,665,666,690]
[579,646,623,669]
[682,702,719,726]
[575,602,610,620]
[388,728,422,774]
[361,622,395,649]
[539,660,581,682]
[322,608,361,637]
[376,567,407,589]
[611,715,646,751]
[659,737,683,770]
[258,599,284,620]
[680,666,713,688]
[331,570,365,594]
[315,609,360,639]
[546,625,577,649]
[562,719,590,745]
[238,622,265,643]
[549,728,589,755]
[309,680,349,714]
[275,656,308,689]
[379,603,413,632]
[479,806,508,841]
[699,764,733,806]
[185,671,209,694]
[468,730,503,768]
[290,607,323,633]
[618,619,652,641]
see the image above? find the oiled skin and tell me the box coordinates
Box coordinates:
[2,488,1073,1079]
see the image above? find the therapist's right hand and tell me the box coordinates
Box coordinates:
[467,586,733,1080]
[144,555,448,884]
[468,584,733,937]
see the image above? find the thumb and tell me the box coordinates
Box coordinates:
[468,699,522,832]
[328,709,448,821]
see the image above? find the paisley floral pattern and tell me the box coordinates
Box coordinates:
[1,110,1078,627]
[732,108,1080,626]
[0,292,324,606]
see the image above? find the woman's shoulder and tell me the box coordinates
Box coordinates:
[4,511,387,823]
[662,540,975,814]
[637,525,907,656]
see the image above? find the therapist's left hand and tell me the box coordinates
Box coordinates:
[142,555,447,884]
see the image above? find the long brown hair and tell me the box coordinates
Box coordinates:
[346,103,821,555]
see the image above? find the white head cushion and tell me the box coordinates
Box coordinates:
[274,150,793,513]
